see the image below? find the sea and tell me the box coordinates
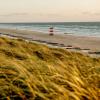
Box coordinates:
[0,22,100,37]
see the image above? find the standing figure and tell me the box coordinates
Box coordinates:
[49,27,54,36]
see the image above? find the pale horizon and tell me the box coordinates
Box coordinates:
[0,0,100,22]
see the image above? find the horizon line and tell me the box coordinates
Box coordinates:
[0,21,100,24]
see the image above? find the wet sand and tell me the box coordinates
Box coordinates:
[0,28,100,57]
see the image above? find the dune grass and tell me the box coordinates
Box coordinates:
[0,36,100,100]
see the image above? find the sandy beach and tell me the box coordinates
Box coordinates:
[0,28,100,57]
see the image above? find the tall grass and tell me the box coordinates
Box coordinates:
[0,37,100,100]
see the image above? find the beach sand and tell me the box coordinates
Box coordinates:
[0,28,100,57]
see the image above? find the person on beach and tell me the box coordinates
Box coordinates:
[49,27,54,36]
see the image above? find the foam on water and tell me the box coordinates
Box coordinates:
[0,22,100,37]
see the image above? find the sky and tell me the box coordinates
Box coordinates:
[0,0,100,22]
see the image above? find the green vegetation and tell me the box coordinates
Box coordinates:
[0,37,100,100]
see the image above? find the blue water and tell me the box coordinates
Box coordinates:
[0,22,100,37]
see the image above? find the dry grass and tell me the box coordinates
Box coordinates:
[0,36,100,100]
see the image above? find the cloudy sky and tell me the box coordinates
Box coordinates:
[0,0,100,22]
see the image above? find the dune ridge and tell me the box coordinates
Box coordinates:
[0,36,100,100]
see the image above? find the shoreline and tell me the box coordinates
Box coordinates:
[0,28,100,57]
[1,27,100,38]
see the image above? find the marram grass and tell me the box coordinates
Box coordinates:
[0,37,100,100]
